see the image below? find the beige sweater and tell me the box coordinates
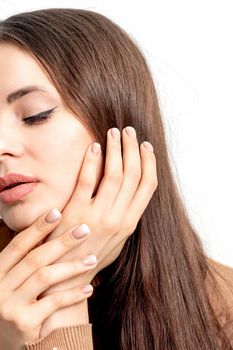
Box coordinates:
[24,324,93,350]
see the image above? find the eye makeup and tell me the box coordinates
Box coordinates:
[23,106,58,126]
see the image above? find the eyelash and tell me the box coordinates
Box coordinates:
[23,106,58,126]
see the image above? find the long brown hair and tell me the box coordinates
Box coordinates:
[0,8,233,349]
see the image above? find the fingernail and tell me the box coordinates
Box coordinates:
[125,126,136,138]
[111,128,120,142]
[72,224,90,239]
[81,255,97,266]
[142,141,154,152]
[45,208,61,223]
[91,143,101,154]
[82,284,94,294]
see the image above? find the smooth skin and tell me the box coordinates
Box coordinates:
[0,209,97,348]
[0,125,157,348]
[39,125,158,337]
[0,42,99,233]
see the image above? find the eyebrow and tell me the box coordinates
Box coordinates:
[7,85,49,104]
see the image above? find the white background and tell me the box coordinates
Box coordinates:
[0,1,233,267]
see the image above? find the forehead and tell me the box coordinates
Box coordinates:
[0,43,57,101]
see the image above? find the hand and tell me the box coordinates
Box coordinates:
[0,208,97,347]
[40,126,157,296]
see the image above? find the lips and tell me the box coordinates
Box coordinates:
[0,173,39,193]
[0,182,39,203]
[4,182,27,190]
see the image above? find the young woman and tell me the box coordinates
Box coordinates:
[0,8,233,350]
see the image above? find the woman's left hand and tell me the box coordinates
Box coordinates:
[38,126,158,335]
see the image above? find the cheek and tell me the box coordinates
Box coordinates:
[35,123,90,177]
[42,127,94,198]
[0,122,96,231]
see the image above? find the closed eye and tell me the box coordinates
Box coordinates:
[23,106,58,126]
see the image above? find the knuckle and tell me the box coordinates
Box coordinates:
[78,175,93,189]
[51,292,65,308]
[103,217,120,233]
[107,171,122,185]
[9,237,26,255]
[127,168,141,181]
[60,232,76,248]
[35,267,51,285]
[35,217,48,232]
[24,251,43,269]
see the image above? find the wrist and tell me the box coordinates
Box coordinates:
[39,299,89,338]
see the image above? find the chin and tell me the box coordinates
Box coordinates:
[5,218,31,233]
[1,191,67,234]
[2,204,46,233]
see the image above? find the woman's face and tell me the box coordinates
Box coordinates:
[0,43,101,233]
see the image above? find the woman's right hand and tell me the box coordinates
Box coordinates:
[0,208,96,349]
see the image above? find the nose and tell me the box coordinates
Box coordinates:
[0,126,23,161]
[0,153,12,160]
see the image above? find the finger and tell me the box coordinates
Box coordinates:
[71,142,102,204]
[12,256,97,303]
[14,285,94,332]
[110,126,141,213]
[0,208,62,276]
[121,142,158,236]
[2,224,91,291]
[92,128,123,211]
